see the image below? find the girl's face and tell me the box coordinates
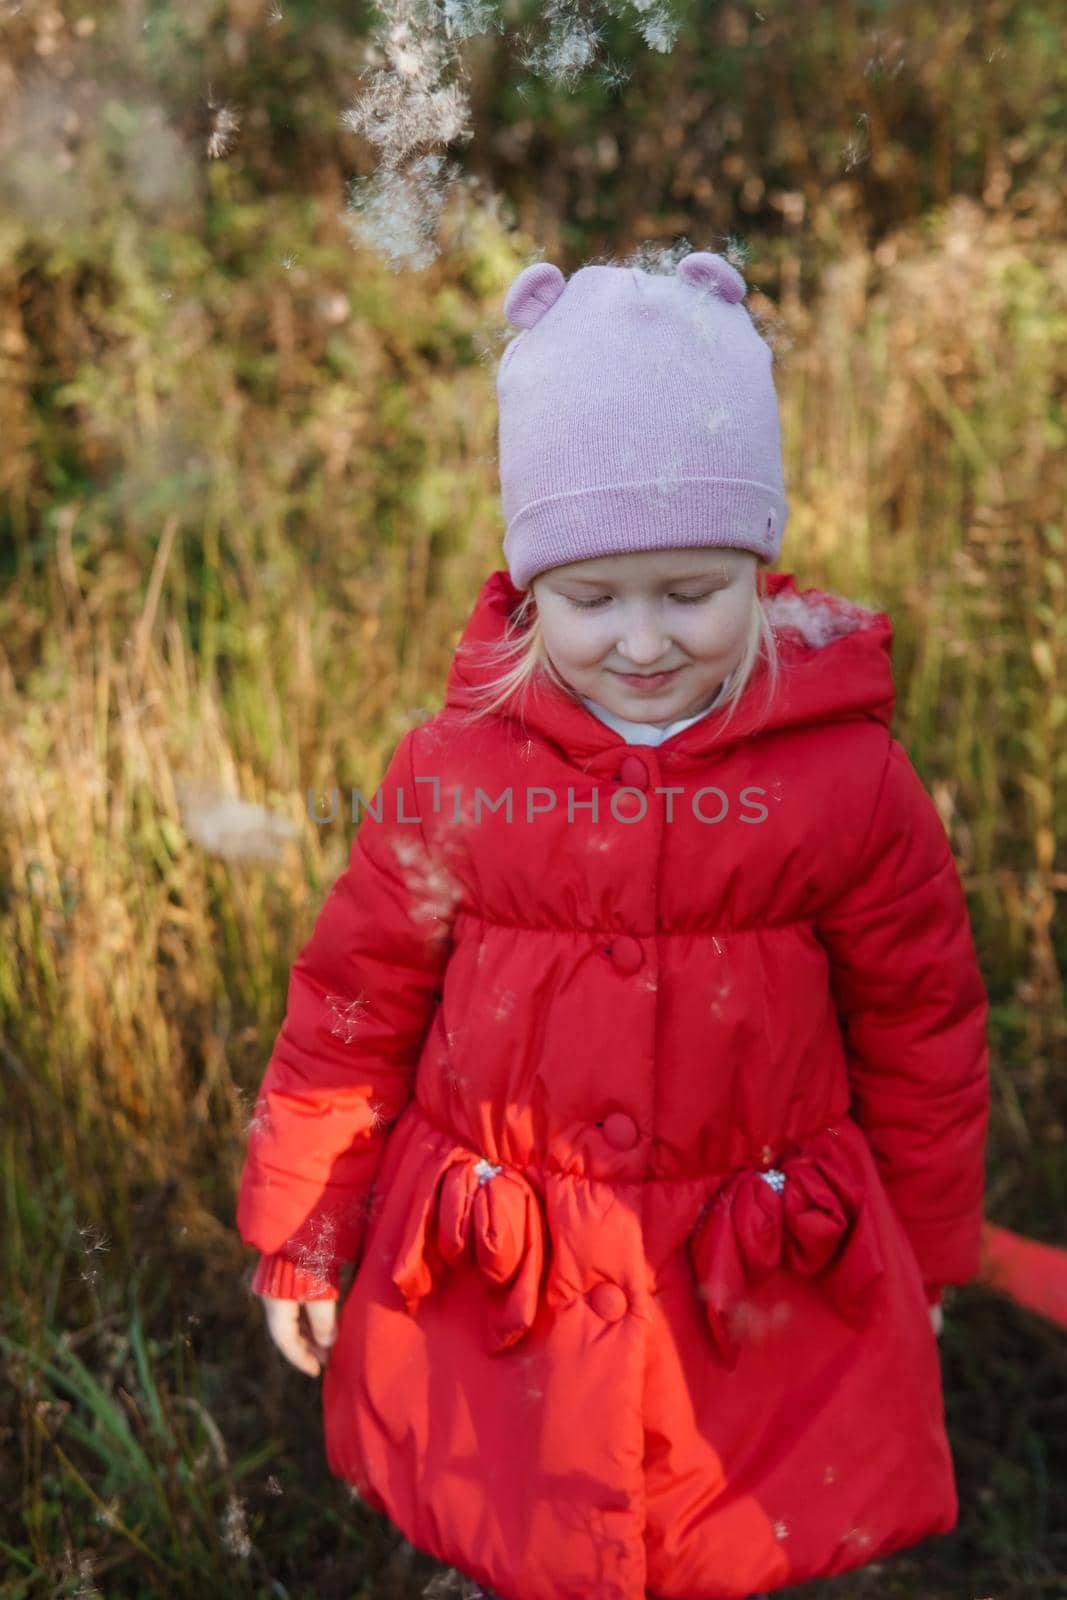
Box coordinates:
[531,547,757,728]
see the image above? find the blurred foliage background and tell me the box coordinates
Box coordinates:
[1,0,1065,1594]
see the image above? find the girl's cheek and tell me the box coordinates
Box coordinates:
[576,625,609,659]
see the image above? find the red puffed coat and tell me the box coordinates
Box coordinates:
[236,568,990,1600]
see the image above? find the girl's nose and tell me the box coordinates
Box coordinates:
[616,612,672,665]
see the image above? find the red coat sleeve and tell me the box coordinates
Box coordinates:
[816,737,990,1290]
[250,1252,340,1301]
[236,728,455,1293]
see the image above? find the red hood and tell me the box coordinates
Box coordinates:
[444,568,895,762]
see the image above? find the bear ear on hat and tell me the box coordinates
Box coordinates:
[503,261,566,330]
[676,252,746,305]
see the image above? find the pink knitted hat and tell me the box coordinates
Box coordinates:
[496,252,789,591]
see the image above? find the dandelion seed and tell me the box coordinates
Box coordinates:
[175,779,297,863]
[707,975,732,1017]
[341,62,470,165]
[770,1299,792,1329]
[316,290,350,325]
[701,401,734,435]
[764,590,878,650]
[325,991,370,1044]
[78,1223,111,1253]
[266,1473,284,1495]
[386,834,464,938]
[523,7,608,88]
[596,57,631,93]
[441,0,499,42]
[637,8,679,53]
[491,988,516,1024]
[843,135,869,174]
[247,1102,273,1139]
[281,251,298,269]
[773,1519,789,1539]
[206,100,241,161]
[289,1214,338,1283]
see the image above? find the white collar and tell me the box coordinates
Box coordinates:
[578,670,733,747]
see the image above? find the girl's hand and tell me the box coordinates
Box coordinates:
[929,1302,944,1338]
[261,1295,338,1377]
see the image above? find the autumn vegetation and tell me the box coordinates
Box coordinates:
[1,0,1065,1594]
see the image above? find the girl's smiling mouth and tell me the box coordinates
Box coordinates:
[610,667,685,690]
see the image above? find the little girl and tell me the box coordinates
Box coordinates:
[237,253,989,1600]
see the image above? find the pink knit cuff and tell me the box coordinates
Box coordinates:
[251,1252,339,1301]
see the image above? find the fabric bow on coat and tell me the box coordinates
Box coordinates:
[391,1146,547,1353]
[689,1126,888,1367]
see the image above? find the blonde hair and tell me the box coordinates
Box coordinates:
[455,555,782,734]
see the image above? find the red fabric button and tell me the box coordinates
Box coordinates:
[618,754,650,790]
[601,1112,639,1150]
[610,935,643,974]
[588,1282,628,1322]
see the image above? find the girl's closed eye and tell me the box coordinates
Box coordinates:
[566,592,716,611]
